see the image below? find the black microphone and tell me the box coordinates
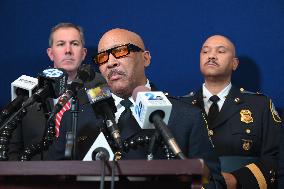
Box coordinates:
[92,147,110,161]
[22,68,68,109]
[53,64,107,114]
[85,85,123,150]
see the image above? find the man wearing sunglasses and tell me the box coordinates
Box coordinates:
[181,35,281,189]
[49,28,226,189]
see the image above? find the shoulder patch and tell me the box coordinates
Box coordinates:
[270,100,282,123]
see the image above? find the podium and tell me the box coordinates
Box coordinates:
[0,159,208,189]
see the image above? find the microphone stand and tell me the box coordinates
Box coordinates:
[147,130,160,160]
[64,97,79,160]
[0,107,26,160]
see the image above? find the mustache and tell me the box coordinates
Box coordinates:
[205,59,218,65]
[107,69,126,80]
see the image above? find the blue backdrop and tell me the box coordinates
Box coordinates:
[1,0,284,110]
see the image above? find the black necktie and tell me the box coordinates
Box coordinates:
[207,95,220,125]
[118,99,140,140]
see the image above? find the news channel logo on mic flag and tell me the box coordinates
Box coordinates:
[86,85,112,103]
[42,68,64,78]
[37,68,68,98]
[134,91,172,129]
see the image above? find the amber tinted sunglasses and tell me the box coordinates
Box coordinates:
[93,43,144,65]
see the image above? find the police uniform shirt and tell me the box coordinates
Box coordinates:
[202,82,232,114]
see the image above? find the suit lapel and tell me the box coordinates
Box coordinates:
[195,89,206,113]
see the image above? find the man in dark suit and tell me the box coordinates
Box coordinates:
[48,28,226,189]
[8,22,87,160]
[181,35,282,189]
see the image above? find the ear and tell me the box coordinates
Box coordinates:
[143,51,151,67]
[232,57,239,71]
[47,48,54,61]
[81,48,87,61]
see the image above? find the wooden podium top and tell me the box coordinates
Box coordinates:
[0,159,207,177]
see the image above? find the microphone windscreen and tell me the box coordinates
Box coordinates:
[77,64,96,83]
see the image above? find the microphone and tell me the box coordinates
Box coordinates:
[92,147,110,161]
[85,85,122,149]
[83,132,114,161]
[132,86,172,129]
[53,64,107,114]
[132,86,186,159]
[22,68,68,108]
[11,75,38,101]
[0,75,38,124]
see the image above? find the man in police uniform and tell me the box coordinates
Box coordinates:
[181,35,282,189]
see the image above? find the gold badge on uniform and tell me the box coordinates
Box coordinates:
[242,139,252,151]
[114,151,122,161]
[240,109,253,124]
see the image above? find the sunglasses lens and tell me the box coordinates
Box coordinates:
[96,52,109,64]
[112,45,129,58]
[94,44,139,65]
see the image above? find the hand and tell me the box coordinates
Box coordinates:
[222,172,238,189]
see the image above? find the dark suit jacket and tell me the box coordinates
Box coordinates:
[181,85,282,189]
[48,93,226,189]
[8,100,52,160]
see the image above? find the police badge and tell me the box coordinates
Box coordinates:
[240,109,253,124]
[242,139,252,151]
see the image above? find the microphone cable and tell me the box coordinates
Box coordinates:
[110,151,121,189]
[111,156,116,189]
[99,159,106,189]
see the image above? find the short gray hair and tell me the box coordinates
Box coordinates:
[48,22,85,47]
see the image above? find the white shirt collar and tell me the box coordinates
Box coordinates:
[202,82,232,114]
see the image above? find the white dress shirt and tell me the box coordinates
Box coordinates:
[202,82,232,114]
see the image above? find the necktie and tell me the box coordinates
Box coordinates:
[55,101,71,137]
[207,95,220,126]
[118,99,140,140]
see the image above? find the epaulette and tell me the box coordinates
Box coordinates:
[165,93,180,100]
[182,91,195,97]
[239,88,263,95]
